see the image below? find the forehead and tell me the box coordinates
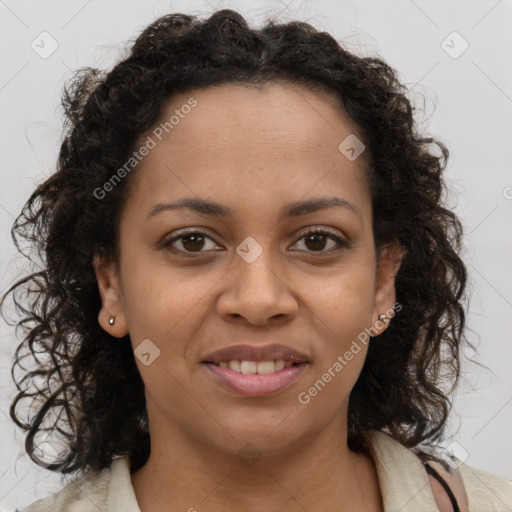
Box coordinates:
[156,81,364,155]
[126,81,370,221]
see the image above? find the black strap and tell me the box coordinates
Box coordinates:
[424,463,461,512]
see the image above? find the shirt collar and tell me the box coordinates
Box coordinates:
[367,430,439,511]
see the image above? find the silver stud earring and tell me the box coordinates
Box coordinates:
[109,316,115,326]
[378,314,390,323]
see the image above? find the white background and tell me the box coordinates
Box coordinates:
[1,0,511,510]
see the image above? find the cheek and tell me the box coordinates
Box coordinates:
[301,259,376,393]
[298,281,374,415]
[121,256,217,344]
[310,262,376,333]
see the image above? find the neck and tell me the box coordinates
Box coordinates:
[131,419,383,512]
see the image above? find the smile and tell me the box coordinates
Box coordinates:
[202,360,308,397]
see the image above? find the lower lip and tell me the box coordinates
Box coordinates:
[202,363,308,397]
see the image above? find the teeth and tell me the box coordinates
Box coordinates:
[217,359,295,374]
[275,360,285,371]
[240,361,257,374]
[228,360,241,372]
[256,361,275,374]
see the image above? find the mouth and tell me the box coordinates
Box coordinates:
[202,361,308,397]
[200,344,310,397]
[207,359,299,374]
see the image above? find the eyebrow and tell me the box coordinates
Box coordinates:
[146,196,362,222]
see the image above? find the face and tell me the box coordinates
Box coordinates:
[94,82,403,458]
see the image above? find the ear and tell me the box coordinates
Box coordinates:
[92,254,128,338]
[371,239,405,336]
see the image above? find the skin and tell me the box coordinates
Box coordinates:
[93,82,404,511]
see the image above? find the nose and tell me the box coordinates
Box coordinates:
[216,246,299,326]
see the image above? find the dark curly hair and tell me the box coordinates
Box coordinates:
[0,8,467,477]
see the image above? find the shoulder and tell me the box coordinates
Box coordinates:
[459,462,512,510]
[413,440,512,511]
[367,430,512,511]
[20,464,115,512]
[20,457,139,512]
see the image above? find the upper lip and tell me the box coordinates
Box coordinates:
[201,344,310,364]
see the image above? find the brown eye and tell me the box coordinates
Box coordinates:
[163,229,220,254]
[304,232,329,251]
[180,233,206,252]
[292,229,348,254]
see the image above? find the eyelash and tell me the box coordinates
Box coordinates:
[162,227,348,256]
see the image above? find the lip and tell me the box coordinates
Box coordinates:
[201,343,310,365]
[203,362,308,397]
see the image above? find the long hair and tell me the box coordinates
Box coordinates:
[0,9,467,476]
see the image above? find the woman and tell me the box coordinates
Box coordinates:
[2,8,511,512]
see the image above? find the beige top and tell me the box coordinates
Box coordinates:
[21,431,512,511]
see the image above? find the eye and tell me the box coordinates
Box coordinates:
[163,228,221,255]
[291,228,348,254]
[162,227,348,256]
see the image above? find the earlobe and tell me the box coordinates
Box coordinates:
[92,254,129,338]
